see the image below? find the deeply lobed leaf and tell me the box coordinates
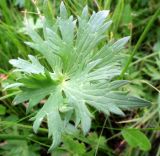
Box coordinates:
[8,2,150,151]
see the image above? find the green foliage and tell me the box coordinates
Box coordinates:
[122,129,151,151]
[8,2,150,151]
[62,135,86,155]
[1,0,160,155]
[0,140,40,156]
[51,132,109,156]
[111,0,124,34]
[0,105,6,115]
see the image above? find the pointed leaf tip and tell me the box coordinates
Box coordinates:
[82,5,88,18]
[9,59,15,65]
[101,10,110,18]
[113,36,131,50]
[60,1,68,19]
[124,36,130,42]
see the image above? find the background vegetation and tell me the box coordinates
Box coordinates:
[0,0,160,155]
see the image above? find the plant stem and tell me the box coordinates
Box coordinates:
[1,112,36,132]
[120,7,160,78]
[0,134,27,140]
[0,121,48,133]
[0,91,21,101]
[27,137,50,147]
[95,118,107,156]
[131,52,158,66]
[0,134,50,147]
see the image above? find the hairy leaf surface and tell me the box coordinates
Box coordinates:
[9,2,150,151]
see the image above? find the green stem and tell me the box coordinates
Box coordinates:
[0,91,21,101]
[131,52,158,66]
[27,137,50,147]
[0,134,27,140]
[0,134,50,147]
[95,118,107,156]
[0,121,48,133]
[140,80,160,93]
[120,7,160,78]
[1,112,36,131]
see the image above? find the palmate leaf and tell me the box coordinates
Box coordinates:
[9,2,150,151]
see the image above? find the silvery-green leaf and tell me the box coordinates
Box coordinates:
[60,1,68,19]
[19,17,43,34]
[32,91,63,151]
[9,55,44,74]
[4,83,24,90]
[112,36,130,50]
[8,3,150,152]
